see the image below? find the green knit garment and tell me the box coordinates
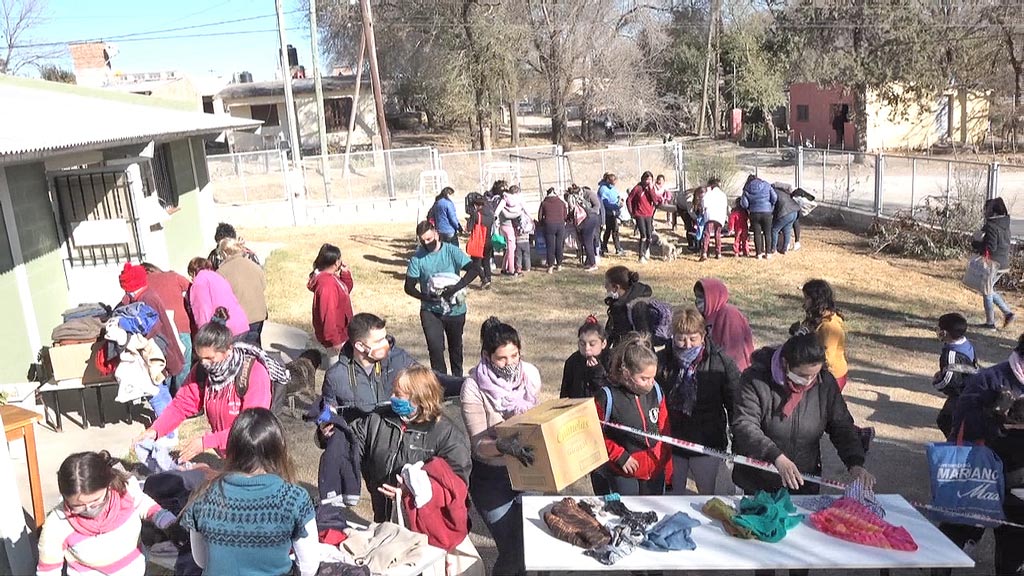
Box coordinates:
[732,489,805,543]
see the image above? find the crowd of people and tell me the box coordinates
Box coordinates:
[33,179,1024,576]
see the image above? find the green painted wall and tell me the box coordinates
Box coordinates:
[0,191,32,384]
[163,137,207,272]
[2,164,67,383]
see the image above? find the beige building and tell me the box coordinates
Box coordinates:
[217,76,378,153]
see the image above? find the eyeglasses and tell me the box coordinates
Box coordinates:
[65,489,108,514]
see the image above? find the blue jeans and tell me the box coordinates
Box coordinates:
[770,211,799,254]
[172,333,193,397]
[469,460,523,576]
[984,272,1013,324]
[149,383,175,440]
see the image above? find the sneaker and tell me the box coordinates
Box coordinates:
[584,265,599,272]
[715,253,721,259]
[699,254,707,262]
[547,266,554,274]
[616,250,626,256]
[554,264,562,271]
[765,253,773,260]
[1004,313,1016,329]
[979,322,997,330]
[482,281,492,290]
[793,242,802,251]
[859,426,876,454]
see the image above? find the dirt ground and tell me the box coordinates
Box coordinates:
[174,220,1021,575]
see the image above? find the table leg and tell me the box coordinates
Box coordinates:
[23,424,44,529]
[95,387,106,429]
[53,390,63,432]
[80,389,89,430]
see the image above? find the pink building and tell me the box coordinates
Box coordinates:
[788,83,856,149]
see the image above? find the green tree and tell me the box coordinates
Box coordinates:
[720,9,788,143]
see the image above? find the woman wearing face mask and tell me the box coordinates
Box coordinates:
[133,307,285,462]
[695,278,754,371]
[37,451,177,576]
[350,365,471,522]
[592,332,671,496]
[732,333,873,496]
[626,171,661,262]
[604,265,653,346]
[461,317,542,576]
[560,316,610,399]
[657,307,740,495]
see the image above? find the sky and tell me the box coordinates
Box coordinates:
[26,0,332,82]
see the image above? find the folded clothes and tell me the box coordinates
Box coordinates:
[62,302,110,322]
[544,498,612,549]
[51,317,103,342]
[733,489,805,543]
[641,512,700,551]
[134,439,178,474]
[702,498,755,539]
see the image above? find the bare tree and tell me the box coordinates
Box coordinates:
[1,0,56,75]
[38,63,73,83]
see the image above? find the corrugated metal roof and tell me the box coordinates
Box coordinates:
[0,76,261,165]
[218,75,366,100]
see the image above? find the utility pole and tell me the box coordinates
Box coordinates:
[343,30,366,177]
[309,0,332,203]
[275,0,302,164]
[712,6,723,138]
[359,0,391,150]
[697,0,719,137]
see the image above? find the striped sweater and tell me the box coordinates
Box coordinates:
[36,479,173,576]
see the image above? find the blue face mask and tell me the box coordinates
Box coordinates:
[390,396,416,418]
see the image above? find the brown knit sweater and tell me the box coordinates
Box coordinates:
[217,255,268,323]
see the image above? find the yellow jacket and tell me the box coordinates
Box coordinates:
[816,314,848,379]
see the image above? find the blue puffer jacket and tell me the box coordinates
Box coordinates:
[741,177,777,214]
[598,181,622,215]
[951,361,1024,443]
[434,197,462,236]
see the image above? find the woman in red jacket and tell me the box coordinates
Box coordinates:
[308,243,355,370]
[627,171,661,263]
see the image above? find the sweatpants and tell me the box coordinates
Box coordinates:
[635,216,654,257]
[317,428,362,505]
[590,464,665,496]
[580,217,600,267]
[602,212,622,254]
[749,211,773,256]
[514,240,531,272]
[543,223,565,268]
[733,226,750,256]
[470,460,524,576]
[701,221,723,257]
[419,309,466,376]
[670,454,720,495]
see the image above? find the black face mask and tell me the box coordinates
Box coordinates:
[422,240,438,252]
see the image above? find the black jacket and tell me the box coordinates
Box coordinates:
[605,282,654,346]
[981,215,1011,269]
[322,338,417,421]
[771,183,801,219]
[656,342,741,451]
[560,350,610,399]
[353,411,471,491]
[731,347,865,494]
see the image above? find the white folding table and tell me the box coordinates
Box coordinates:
[522,494,974,573]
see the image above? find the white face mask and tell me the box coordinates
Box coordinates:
[787,370,815,388]
[606,290,620,300]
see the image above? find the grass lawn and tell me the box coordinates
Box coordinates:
[209,221,1018,574]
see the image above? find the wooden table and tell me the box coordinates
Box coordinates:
[1,405,44,529]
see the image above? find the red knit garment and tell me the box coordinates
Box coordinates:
[401,457,469,551]
[810,498,918,551]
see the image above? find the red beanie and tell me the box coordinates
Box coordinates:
[119,262,147,293]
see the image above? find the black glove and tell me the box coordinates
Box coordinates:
[441,285,459,300]
[421,290,442,303]
[496,433,535,466]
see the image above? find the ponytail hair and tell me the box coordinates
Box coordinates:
[578,314,607,340]
[194,307,234,351]
[608,332,657,382]
[605,265,639,290]
[57,450,128,498]
[481,316,521,356]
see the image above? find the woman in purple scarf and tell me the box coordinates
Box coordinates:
[460,317,542,576]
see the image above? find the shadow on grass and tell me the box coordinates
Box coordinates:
[844,388,940,431]
[363,254,409,268]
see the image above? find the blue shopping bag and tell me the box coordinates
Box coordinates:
[927,442,1005,526]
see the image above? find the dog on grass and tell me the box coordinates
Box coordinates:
[650,232,678,262]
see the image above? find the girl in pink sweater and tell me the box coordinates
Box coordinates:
[135,308,284,462]
[187,257,249,336]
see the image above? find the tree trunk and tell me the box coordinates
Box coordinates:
[852,84,869,157]
[510,101,520,146]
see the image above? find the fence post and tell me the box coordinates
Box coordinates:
[945,161,952,208]
[988,162,1000,201]
[386,149,397,201]
[430,147,441,172]
[673,142,684,191]
[874,153,884,215]
[846,153,851,205]
[555,145,566,191]
[795,146,803,189]
[910,158,917,216]
[281,150,297,226]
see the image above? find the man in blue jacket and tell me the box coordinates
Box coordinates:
[431,187,463,246]
[740,175,777,259]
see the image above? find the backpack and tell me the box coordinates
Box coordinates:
[626,297,674,347]
[196,356,287,412]
[599,384,663,423]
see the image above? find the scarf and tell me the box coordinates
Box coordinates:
[66,488,135,537]
[1010,351,1024,386]
[772,348,818,418]
[473,356,539,417]
[205,343,291,392]
[669,346,703,416]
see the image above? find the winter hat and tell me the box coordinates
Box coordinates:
[119,262,147,293]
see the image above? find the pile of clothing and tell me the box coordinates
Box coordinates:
[544,494,696,566]
[316,521,438,576]
[105,302,167,403]
[731,489,805,543]
[810,498,918,551]
[51,303,110,342]
[702,498,755,539]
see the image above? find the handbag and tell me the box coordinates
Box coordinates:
[466,215,487,259]
[490,226,507,251]
[927,428,1006,526]
[963,255,997,295]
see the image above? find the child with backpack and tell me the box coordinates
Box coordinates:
[592,332,671,496]
[514,214,534,276]
[933,312,978,438]
[560,316,610,399]
[728,197,750,257]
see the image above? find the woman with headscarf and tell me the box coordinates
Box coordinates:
[694,278,754,371]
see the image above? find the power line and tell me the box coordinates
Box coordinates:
[16,10,304,49]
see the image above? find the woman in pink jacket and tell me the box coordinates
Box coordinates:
[134,308,285,462]
[187,257,249,336]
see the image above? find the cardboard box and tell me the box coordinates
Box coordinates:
[46,341,109,384]
[495,398,607,493]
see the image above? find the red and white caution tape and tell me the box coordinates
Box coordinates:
[600,420,1024,529]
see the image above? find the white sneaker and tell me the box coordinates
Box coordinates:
[793,242,802,251]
